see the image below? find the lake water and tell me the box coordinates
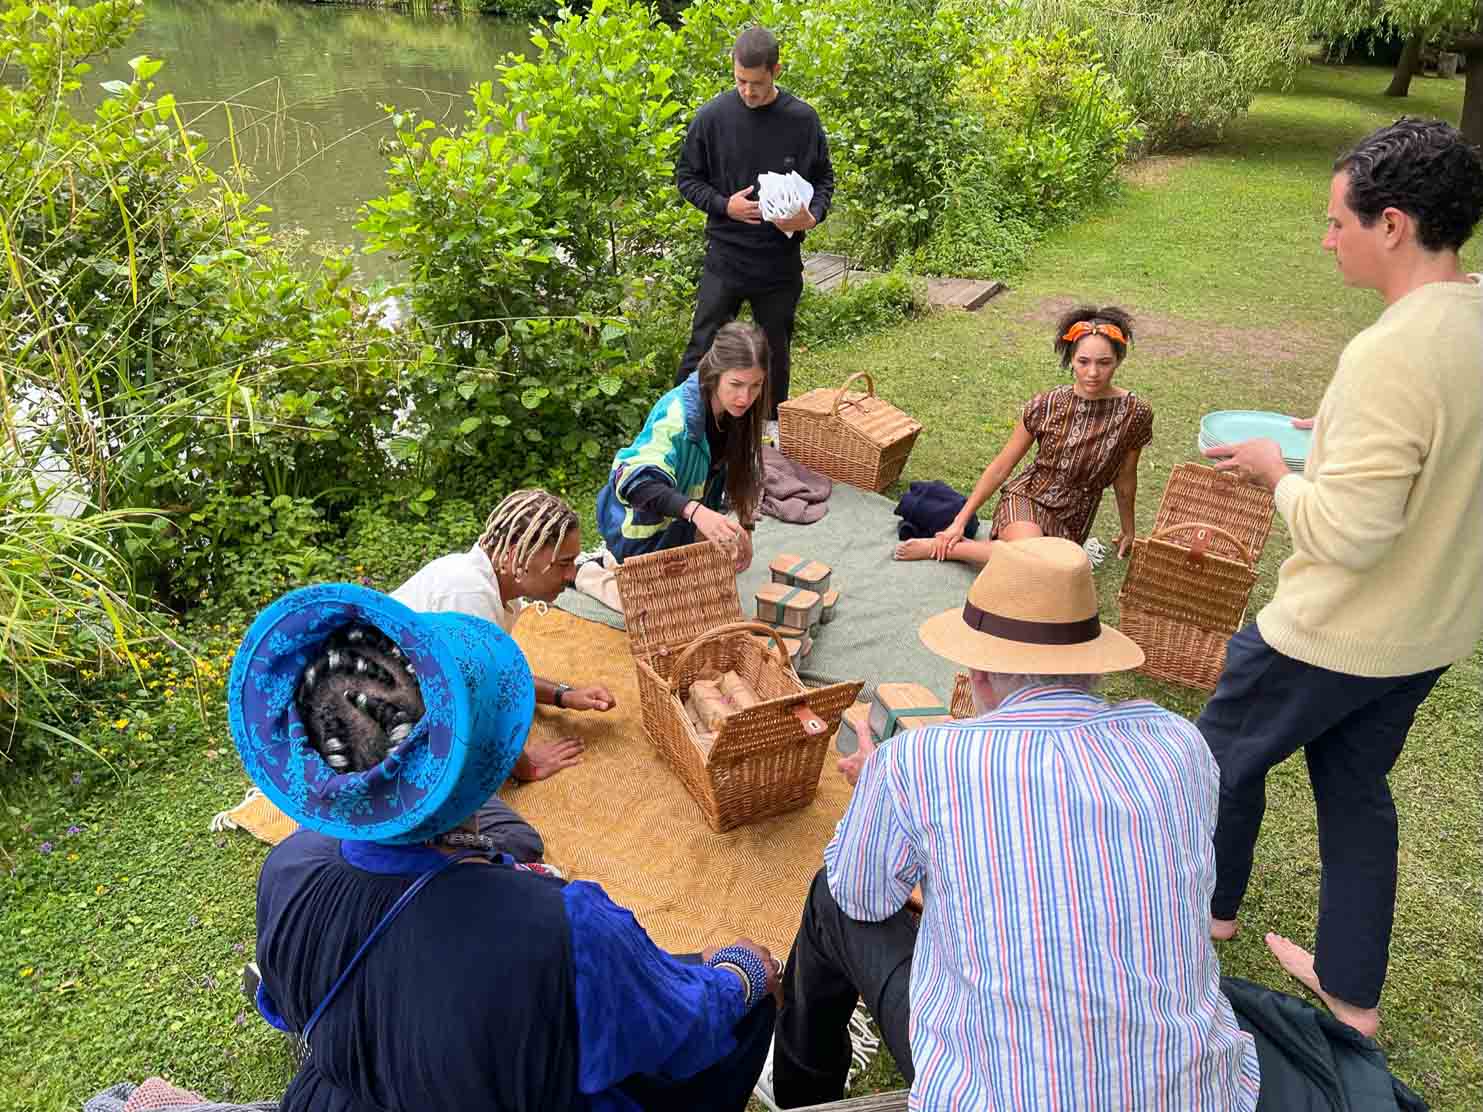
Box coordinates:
[92,0,529,277]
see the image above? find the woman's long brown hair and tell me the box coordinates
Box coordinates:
[696,321,769,525]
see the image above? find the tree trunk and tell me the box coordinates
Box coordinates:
[1463,51,1483,148]
[1461,22,1483,149]
[1385,33,1426,97]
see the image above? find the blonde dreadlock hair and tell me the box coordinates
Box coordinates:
[477,489,579,575]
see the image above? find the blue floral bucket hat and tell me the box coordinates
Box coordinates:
[227,583,534,844]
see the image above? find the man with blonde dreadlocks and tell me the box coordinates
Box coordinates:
[392,489,616,860]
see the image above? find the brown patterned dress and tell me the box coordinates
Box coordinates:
[991,385,1154,544]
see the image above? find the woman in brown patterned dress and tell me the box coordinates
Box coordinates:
[895,305,1152,566]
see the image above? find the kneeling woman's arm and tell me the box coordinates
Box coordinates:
[937,419,1036,557]
[623,473,751,567]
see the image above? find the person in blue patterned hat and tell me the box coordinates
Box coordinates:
[231,583,780,1112]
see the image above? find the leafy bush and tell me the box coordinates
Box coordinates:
[906,156,1043,279]
[769,0,987,266]
[1014,0,1309,150]
[904,28,1138,279]
[478,0,564,17]
[959,29,1141,223]
[794,272,928,350]
[362,0,689,488]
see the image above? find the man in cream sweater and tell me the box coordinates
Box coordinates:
[1202,117,1483,1039]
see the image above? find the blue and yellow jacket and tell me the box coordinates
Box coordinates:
[597,372,725,562]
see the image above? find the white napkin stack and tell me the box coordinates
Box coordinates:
[757,171,815,237]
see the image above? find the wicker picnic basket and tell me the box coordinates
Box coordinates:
[1116,464,1276,691]
[778,371,922,492]
[1118,523,1261,691]
[614,541,862,832]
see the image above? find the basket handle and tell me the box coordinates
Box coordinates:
[668,621,791,694]
[829,371,877,419]
[1149,522,1253,569]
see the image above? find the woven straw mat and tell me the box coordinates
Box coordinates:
[508,607,852,955]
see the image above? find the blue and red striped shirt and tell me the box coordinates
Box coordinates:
[826,686,1260,1110]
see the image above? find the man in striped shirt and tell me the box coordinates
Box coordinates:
[771,538,1260,1109]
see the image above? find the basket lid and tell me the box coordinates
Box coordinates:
[780,386,922,449]
[613,541,743,658]
[1153,463,1275,561]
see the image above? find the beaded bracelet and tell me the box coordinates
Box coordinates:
[705,944,771,1010]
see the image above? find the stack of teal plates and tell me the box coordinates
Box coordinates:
[1199,410,1310,471]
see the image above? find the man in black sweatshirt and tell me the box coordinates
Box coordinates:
[674,25,835,424]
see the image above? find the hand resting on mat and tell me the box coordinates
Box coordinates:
[512,736,585,782]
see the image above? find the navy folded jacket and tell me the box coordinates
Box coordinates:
[893,480,982,541]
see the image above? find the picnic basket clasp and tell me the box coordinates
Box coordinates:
[1150,522,1253,571]
[791,703,827,735]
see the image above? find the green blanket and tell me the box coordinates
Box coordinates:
[555,483,980,705]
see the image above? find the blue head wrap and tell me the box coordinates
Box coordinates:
[227,583,534,844]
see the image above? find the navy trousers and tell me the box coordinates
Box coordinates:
[773,868,918,1108]
[1197,624,1445,1009]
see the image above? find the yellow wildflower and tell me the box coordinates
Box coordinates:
[112,718,129,729]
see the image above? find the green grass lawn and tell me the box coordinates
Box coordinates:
[2,61,1478,1110]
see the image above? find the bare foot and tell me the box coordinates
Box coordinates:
[1265,932,1379,1039]
[894,538,935,562]
[1210,917,1238,941]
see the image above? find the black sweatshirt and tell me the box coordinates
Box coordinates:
[676,88,835,287]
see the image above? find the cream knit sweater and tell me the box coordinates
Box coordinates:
[1257,278,1483,677]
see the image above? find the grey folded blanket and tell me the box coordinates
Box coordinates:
[761,445,832,524]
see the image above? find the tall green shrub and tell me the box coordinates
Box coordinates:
[361,0,688,487]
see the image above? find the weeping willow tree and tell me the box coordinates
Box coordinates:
[1012,0,1310,149]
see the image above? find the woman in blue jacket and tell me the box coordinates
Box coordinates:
[596,322,768,571]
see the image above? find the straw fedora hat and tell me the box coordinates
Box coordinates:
[918,537,1143,675]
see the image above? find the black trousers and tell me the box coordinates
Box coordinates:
[772,869,917,1108]
[1197,624,1446,1009]
[676,266,804,418]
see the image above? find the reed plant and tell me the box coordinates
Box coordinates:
[0,449,159,763]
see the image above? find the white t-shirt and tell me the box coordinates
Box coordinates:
[391,545,521,633]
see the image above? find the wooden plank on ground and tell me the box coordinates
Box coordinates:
[926,276,1005,311]
[803,253,1006,311]
[803,252,850,286]
[788,1092,911,1111]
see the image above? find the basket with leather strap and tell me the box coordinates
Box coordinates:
[614,542,862,831]
[1153,463,1275,562]
[777,371,922,493]
[1117,522,1259,691]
